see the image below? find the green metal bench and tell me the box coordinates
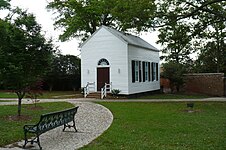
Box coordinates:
[23,106,79,150]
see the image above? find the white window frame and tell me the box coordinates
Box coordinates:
[98,58,110,66]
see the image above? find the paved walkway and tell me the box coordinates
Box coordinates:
[1,97,226,105]
[0,100,113,150]
[76,97,226,102]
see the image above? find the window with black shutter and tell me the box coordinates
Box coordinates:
[132,60,156,83]
[132,60,140,83]
[142,61,149,82]
[151,62,158,81]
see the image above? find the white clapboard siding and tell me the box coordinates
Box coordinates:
[81,27,129,94]
[128,45,160,94]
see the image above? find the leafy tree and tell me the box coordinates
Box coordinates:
[157,21,193,64]
[0,9,55,116]
[154,0,226,28]
[44,54,81,91]
[47,0,156,41]
[0,0,10,10]
[26,80,43,107]
[194,42,226,73]
[156,0,225,74]
[192,2,226,73]
[161,61,186,92]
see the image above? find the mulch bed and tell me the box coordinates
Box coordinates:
[5,115,32,121]
[25,105,44,111]
[4,106,44,121]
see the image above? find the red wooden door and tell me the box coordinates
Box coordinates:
[97,67,110,91]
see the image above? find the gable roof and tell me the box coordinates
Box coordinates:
[80,25,159,52]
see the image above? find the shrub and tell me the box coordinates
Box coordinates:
[111,89,121,96]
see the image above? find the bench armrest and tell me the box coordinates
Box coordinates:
[23,124,37,133]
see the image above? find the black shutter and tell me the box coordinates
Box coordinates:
[148,62,151,81]
[132,60,135,83]
[139,61,142,82]
[142,62,145,82]
[151,62,154,81]
[156,63,158,81]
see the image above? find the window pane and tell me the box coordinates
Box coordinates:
[145,62,148,81]
[135,72,138,81]
[153,63,156,81]
[135,61,139,82]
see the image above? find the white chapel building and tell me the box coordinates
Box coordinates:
[80,25,160,96]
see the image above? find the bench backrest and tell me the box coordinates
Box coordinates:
[36,106,79,134]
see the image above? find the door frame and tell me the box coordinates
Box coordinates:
[96,67,110,91]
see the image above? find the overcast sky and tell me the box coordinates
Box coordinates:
[1,0,161,56]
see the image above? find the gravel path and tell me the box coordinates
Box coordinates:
[1,97,226,104]
[0,100,113,150]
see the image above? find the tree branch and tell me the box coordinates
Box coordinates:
[152,0,226,28]
[186,0,226,19]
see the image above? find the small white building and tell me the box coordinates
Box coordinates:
[81,25,160,96]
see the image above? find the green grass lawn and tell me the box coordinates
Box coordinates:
[38,91,83,99]
[82,102,226,150]
[137,93,210,99]
[0,91,17,98]
[0,91,83,99]
[0,102,74,146]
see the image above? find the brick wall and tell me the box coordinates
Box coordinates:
[184,73,225,96]
[160,78,171,93]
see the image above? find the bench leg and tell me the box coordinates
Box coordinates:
[37,135,42,150]
[63,120,77,132]
[23,133,42,150]
[63,124,66,132]
[23,131,28,148]
[72,120,77,132]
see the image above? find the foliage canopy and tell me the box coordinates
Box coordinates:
[0,8,55,115]
[0,0,10,10]
[161,61,186,92]
[44,54,81,91]
[47,0,156,41]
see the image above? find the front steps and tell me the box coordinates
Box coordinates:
[86,92,112,99]
[86,92,101,99]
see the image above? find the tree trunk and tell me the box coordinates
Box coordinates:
[170,83,174,93]
[49,85,53,92]
[176,85,180,92]
[16,91,25,116]
[216,27,220,73]
[18,98,22,116]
